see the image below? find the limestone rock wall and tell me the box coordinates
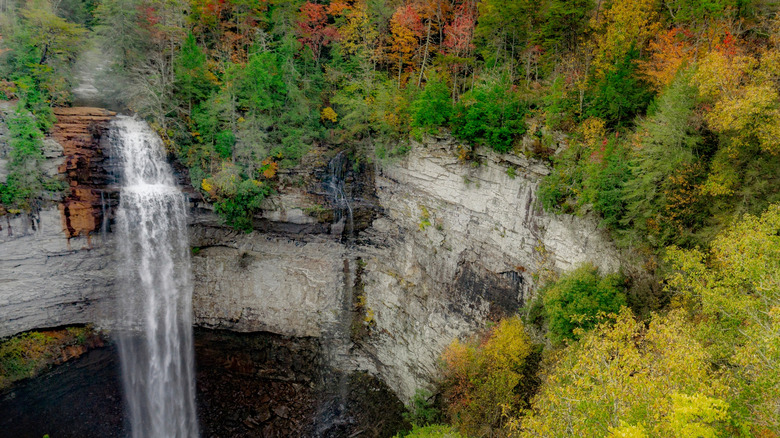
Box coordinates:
[354,136,620,400]
[0,107,117,339]
[0,209,115,338]
[189,217,347,338]
[183,135,620,401]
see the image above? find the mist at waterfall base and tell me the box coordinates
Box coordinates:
[112,116,199,438]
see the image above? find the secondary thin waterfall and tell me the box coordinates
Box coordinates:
[112,116,199,438]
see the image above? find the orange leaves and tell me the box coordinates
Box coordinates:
[260,158,278,179]
[389,3,424,76]
[327,0,349,16]
[640,28,697,91]
[296,1,339,61]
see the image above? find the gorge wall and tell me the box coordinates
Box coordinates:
[0,106,117,339]
[184,134,620,400]
[0,111,620,401]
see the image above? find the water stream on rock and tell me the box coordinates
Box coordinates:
[112,116,199,438]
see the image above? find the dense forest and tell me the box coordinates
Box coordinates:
[1,0,779,436]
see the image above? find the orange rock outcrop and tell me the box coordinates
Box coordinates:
[53,107,116,241]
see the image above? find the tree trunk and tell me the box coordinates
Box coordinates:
[418,20,432,87]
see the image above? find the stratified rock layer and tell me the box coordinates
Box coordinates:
[188,134,620,400]
[0,208,115,338]
[0,107,116,339]
[53,107,116,240]
[1,120,620,402]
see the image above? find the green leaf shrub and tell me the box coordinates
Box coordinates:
[542,263,627,344]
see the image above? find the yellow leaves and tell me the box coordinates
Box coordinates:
[694,47,780,156]
[699,151,738,197]
[320,106,338,123]
[201,178,214,194]
[441,317,534,436]
[580,117,607,149]
[669,393,729,438]
[482,318,533,371]
[337,3,378,57]
[590,0,662,79]
[665,204,780,433]
[608,422,648,438]
[517,308,726,438]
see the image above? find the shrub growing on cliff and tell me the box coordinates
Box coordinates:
[0,326,99,389]
[451,75,527,153]
[542,263,627,344]
[440,316,539,436]
[411,75,452,133]
[0,105,54,212]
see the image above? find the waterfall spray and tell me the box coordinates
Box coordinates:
[112,116,199,438]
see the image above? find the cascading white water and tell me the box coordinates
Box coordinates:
[112,116,199,438]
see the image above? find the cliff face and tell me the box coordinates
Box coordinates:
[0,107,117,338]
[0,119,619,401]
[187,134,620,400]
[352,136,618,399]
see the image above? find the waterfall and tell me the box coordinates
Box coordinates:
[112,116,199,438]
[327,150,353,237]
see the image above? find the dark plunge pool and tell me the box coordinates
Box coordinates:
[0,329,409,438]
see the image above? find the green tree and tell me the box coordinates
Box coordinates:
[542,263,627,344]
[539,0,591,55]
[0,105,50,212]
[231,51,287,115]
[474,0,536,67]
[619,71,702,247]
[451,75,526,153]
[174,33,214,113]
[586,47,653,128]
[21,0,86,66]
[411,75,451,132]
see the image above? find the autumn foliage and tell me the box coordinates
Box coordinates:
[441,317,537,437]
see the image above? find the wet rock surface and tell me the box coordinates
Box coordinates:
[0,346,125,438]
[0,329,408,438]
[53,107,117,241]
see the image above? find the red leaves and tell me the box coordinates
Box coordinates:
[392,4,424,38]
[296,1,338,60]
[443,3,475,55]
